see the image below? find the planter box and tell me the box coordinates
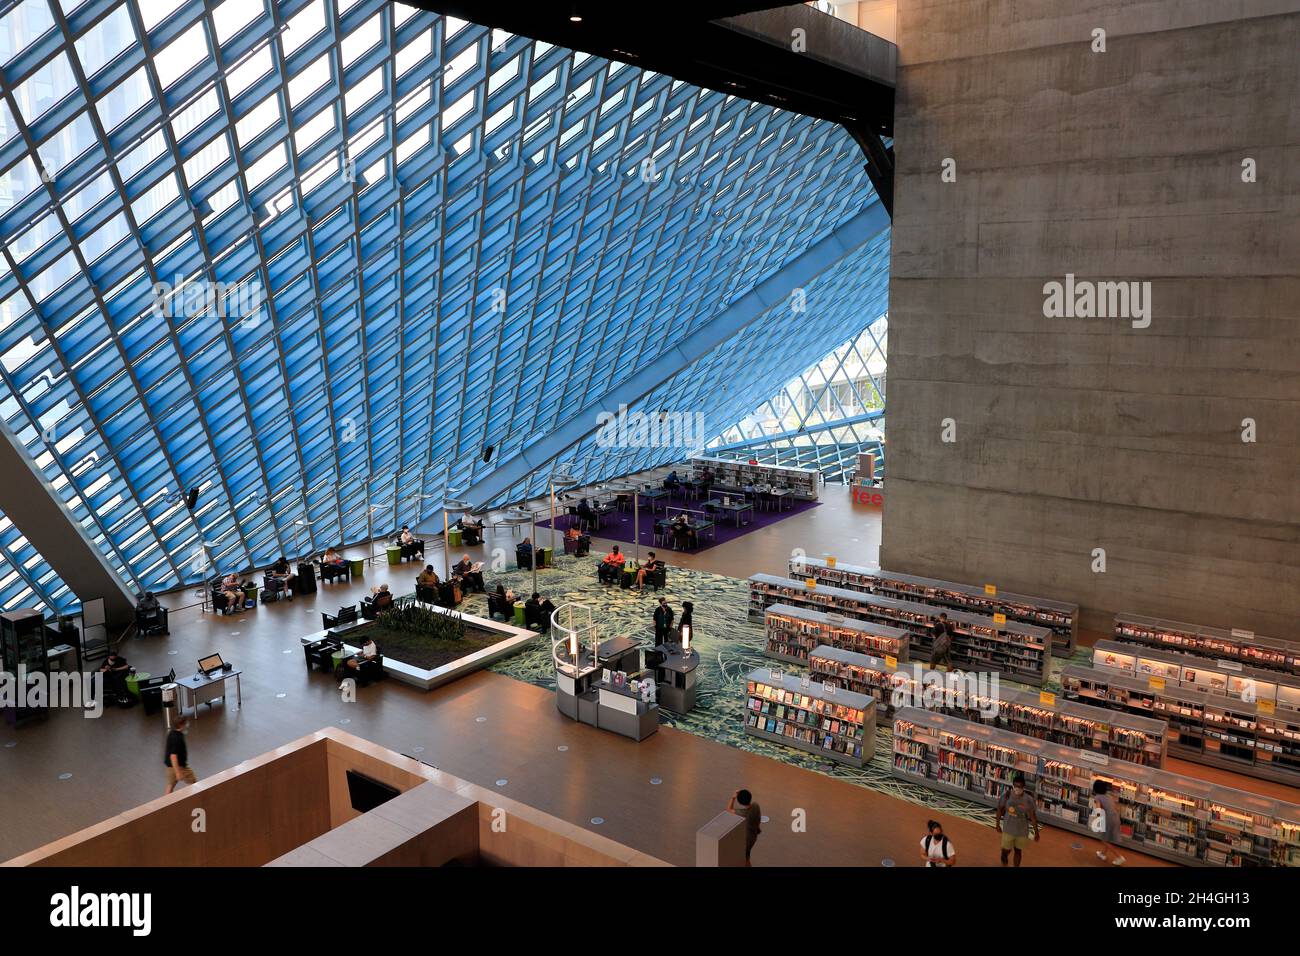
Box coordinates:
[306,604,537,691]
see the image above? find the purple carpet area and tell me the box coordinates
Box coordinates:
[535,495,822,554]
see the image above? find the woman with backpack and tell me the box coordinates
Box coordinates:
[1090,779,1126,866]
[919,819,956,867]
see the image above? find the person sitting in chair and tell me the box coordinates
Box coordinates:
[517,536,534,564]
[323,547,346,568]
[267,557,294,599]
[524,592,556,631]
[664,469,681,491]
[399,526,416,546]
[457,515,484,545]
[98,651,132,701]
[635,551,663,591]
[671,512,696,550]
[340,637,380,683]
[564,524,591,556]
[417,564,441,588]
[218,573,245,613]
[489,584,512,621]
[598,545,625,584]
[453,555,485,593]
[137,592,160,614]
[370,583,393,609]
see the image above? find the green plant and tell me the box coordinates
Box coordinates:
[376,602,466,641]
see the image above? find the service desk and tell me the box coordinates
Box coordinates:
[595,679,659,740]
[176,668,243,719]
[652,642,700,713]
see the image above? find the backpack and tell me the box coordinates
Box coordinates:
[923,833,951,864]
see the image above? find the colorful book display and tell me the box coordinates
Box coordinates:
[743,667,875,767]
[1114,613,1300,678]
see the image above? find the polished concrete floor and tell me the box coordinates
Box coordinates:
[0,481,1289,865]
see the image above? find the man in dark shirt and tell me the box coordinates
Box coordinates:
[727,789,762,865]
[931,613,955,671]
[653,597,675,643]
[995,772,1040,866]
[164,716,196,794]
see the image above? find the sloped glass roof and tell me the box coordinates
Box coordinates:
[0,0,887,604]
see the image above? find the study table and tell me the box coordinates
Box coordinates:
[705,498,754,527]
[655,518,716,548]
[176,668,243,719]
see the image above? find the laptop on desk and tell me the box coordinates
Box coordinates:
[197,653,225,677]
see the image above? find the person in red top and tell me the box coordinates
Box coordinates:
[598,545,626,584]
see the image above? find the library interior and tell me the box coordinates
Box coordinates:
[0,0,1297,877]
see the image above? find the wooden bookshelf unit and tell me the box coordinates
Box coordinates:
[749,573,1052,687]
[764,603,909,666]
[809,645,1165,766]
[1114,613,1300,678]
[892,708,1300,868]
[744,667,875,767]
[790,557,1078,655]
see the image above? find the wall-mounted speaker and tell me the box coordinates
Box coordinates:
[482,445,495,464]
[185,487,200,510]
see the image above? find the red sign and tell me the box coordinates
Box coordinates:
[852,487,883,506]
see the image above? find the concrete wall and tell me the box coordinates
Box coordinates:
[882,1,1300,634]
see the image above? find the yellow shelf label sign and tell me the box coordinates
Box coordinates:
[1259,699,1276,715]
[805,578,817,589]
[992,612,1007,625]
[1148,676,1166,691]
[885,655,898,670]
[984,584,997,596]
[1039,691,1056,707]
[826,556,837,568]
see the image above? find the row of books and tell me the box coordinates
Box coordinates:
[747,696,863,739]
[746,681,866,724]
[1114,618,1299,676]
[745,712,865,758]
[790,559,1077,653]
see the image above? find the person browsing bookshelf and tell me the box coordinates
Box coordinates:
[1090,779,1126,866]
[920,819,956,867]
[995,772,1040,866]
[930,613,955,671]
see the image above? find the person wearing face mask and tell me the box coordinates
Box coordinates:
[920,819,956,867]
[995,772,1040,866]
[164,716,196,794]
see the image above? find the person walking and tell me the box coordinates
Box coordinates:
[1091,779,1126,865]
[995,772,1040,866]
[164,716,196,794]
[653,597,675,644]
[920,819,956,867]
[727,789,762,866]
[930,613,955,671]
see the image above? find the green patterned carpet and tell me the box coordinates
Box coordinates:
[473,556,1093,828]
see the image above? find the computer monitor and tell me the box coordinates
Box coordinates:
[197,653,225,676]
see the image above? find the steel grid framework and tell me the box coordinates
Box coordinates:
[0,0,887,609]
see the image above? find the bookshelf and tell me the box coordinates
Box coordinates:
[764,603,909,666]
[1091,640,1300,712]
[1114,613,1300,678]
[1062,665,1300,787]
[790,557,1078,655]
[743,667,875,767]
[810,645,1165,766]
[749,573,1052,687]
[891,707,1300,867]
[688,456,819,501]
